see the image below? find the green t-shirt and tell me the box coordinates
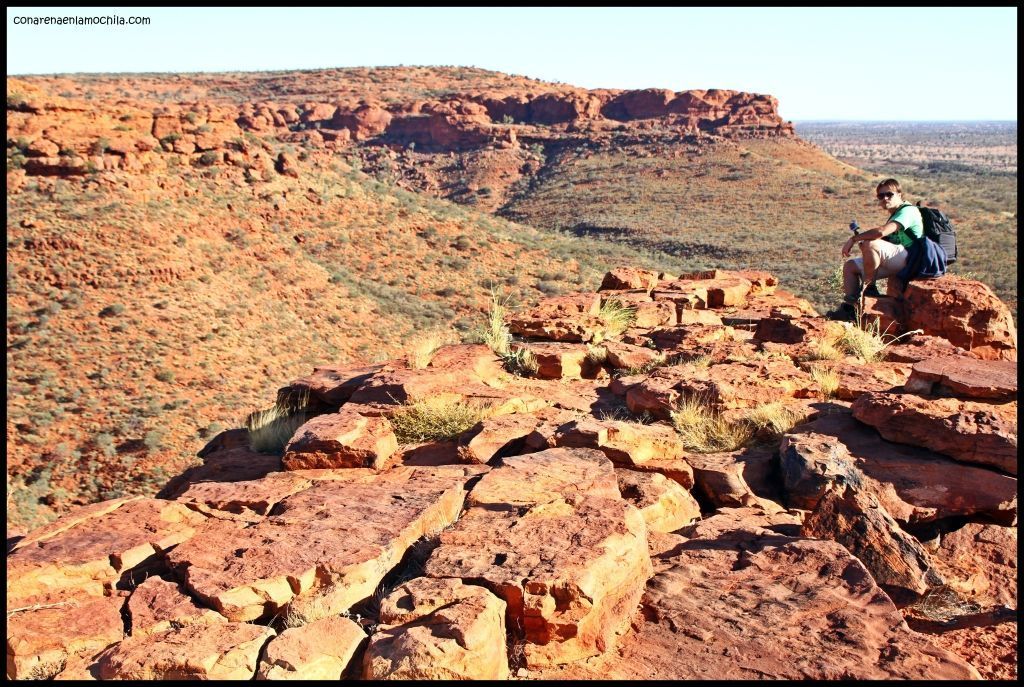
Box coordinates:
[885,203,924,248]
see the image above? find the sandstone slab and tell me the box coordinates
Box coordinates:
[779,413,1016,524]
[257,615,365,680]
[166,468,472,622]
[8,499,207,604]
[424,448,652,668]
[97,622,275,680]
[549,418,685,466]
[280,363,383,406]
[851,392,1017,475]
[904,356,1017,400]
[127,576,227,637]
[364,577,508,680]
[172,472,312,520]
[7,592,125,680]
[543,514,979,680]
[158,446,282,499]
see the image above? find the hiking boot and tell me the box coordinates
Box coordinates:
[862,283,882,297]
[826,302,856,322]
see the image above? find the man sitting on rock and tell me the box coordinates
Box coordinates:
[828,178,923,321]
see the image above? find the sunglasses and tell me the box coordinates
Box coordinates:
[876,191,896,200]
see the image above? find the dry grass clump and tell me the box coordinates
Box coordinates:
[591,299,636,343]
[246,389,315,455]
[406,330,454,369]
[670,353,712,370]
[480,289,513,356]
[670,395,753,453]
[906,585,982,622]
[743,402,804,438]
[389,396,491,444]
[671,396,807,452]
[834,314,923,364]
[808,364,840,400]
[281,593,336,629]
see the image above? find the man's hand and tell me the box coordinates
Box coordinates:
[841,237,855,258]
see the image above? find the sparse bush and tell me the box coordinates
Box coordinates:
[504,346,539,377]
[99,303,125,318]
[154,369,176,383]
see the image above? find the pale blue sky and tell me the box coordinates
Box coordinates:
[6,6,1018,121]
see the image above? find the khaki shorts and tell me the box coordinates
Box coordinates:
[851,240,908,278]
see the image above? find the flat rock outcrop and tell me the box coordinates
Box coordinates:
[166,467,476,622]
[424,448,652,668]
[97,622,276,680]
[531,509,978,680]
[5,265,1016,680]
[780,413,1016,524]
[851,392,1017,475]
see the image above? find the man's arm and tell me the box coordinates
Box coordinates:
[842,220,901,257]
[852,220,901,243]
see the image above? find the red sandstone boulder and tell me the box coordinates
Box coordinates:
[851,392,1017,475]
[802,486,943,603]
[903,276,1017,361]
[424,448,652,668]
[257,615,365,680]
[779,413,1016,524]
[282,408,398,470]
[904,356,1017,400]
[615,469,701,532]
[600,267,660,292]
[364,577,509,680]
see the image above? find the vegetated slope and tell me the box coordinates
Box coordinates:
[35,65,573,107]
[6,150,693,530]
[497,135,1017,317]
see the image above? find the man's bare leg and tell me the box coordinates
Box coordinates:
[842,258,861,300]
[860,240,884,293]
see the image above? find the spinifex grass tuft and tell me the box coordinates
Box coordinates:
[670,395,752,453]
[808,364,841,400]
[389,396,491,444]
[246,388,316,455]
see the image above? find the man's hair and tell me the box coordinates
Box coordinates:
[876,178,902,194]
